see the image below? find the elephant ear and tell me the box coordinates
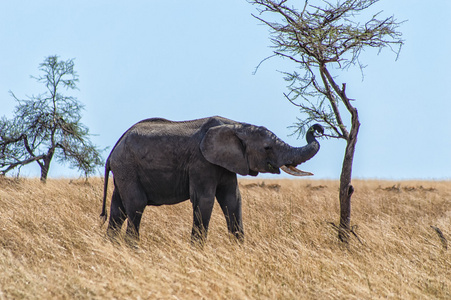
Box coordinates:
[200,125,249,175]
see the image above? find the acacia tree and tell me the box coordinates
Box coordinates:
[0,55,103,182]
[251,0,404,242]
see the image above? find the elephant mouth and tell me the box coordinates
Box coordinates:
[280,165,314,176]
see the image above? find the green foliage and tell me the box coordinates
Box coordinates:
[251,0,404,138]
[0,55,103,180]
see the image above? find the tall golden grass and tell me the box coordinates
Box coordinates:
[0,177,450,299]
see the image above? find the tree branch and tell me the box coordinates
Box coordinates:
[319,64,349,139]
[1,154,45,175]
[321,64,356,116]
[253,54,277,75]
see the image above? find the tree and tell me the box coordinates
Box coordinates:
[250,0,404,242]
[0,55,104,182]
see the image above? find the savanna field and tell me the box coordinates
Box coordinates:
[0,177,450,299]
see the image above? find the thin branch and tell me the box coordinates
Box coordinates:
[253,54,277,75]
[321,64,355,115]
[274,51,304,64]
[319,64,349,139]
[1,133,26,145]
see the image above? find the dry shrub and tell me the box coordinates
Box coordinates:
[0,178,450,299]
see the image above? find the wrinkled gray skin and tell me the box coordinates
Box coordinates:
[100,116,323,244]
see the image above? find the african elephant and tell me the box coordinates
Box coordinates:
[100,116,323,244]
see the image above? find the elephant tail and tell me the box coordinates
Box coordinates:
[100,160,110,225]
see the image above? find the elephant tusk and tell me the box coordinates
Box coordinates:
[280,165,314,176]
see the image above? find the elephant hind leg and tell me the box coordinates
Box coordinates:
[107,187,127,240]
[119,183,147,246]
[125,209,145,247]
[107,180,147,247]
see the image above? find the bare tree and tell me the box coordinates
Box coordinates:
[0,55,103,182]
[250,0,404,242]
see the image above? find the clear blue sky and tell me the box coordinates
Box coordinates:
[1,0,450,180]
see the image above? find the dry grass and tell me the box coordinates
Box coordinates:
[0,177,450,299]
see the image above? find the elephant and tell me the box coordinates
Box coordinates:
[100,116,323,244]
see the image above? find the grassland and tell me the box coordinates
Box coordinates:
[0,177,450,299]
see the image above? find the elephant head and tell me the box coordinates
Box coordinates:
[200,123,323,176]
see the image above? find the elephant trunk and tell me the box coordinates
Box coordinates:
[280,124,323,176]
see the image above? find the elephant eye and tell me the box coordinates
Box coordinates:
[264,146,272,151]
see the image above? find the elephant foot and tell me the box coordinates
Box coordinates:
[190,227,208,248]
[231,231,244,244]
[124,232,140,249]
[125,238,139,249]
[190,239,205,250]
[106,227,122,244]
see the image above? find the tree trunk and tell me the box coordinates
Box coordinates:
[40,157,50,183]
[338,109,360,242]
[320,67,362,243]
[39,150,54,183]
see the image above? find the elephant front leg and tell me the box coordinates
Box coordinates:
[216,178,244,242]
[191,195,215,246]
